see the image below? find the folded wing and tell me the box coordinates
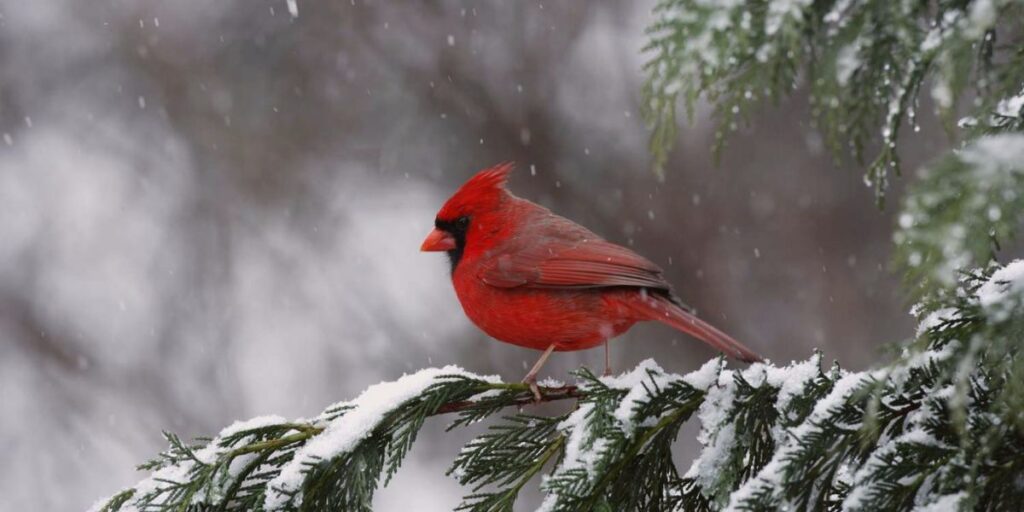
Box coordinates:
[477,215,672,292]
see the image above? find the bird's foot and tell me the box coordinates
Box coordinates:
[602,340,613,377]
[521,375,543,403]
[521,344,555,405]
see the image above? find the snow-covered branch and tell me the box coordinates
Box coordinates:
[643,0,1024,201]
[895,134,1024,295]
[92,261,1024,511]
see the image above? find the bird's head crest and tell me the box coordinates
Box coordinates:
[436,162,514,221]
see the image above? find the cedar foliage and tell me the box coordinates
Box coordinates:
[95,1,1024,510]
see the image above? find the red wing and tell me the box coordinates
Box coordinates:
[478,237,672,291]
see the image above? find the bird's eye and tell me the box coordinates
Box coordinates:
[456,216,470,228]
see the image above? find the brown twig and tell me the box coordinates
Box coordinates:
[434,385,582,415]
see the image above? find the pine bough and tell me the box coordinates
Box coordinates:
[92,260,1024,511]
[642,0,1024,203]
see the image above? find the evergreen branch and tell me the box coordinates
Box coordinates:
[640,15,1023,512]
[895,133,1024,296]
[437,385,582,416]
[450,416,567,511]
[580,403,695,510]
[92,263,1024,512]
[642,0,1024,198]
[213,450,271,512]
[93,375,582,512]
[537,360,713,511]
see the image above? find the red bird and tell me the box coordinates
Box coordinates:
[421,163,761,398]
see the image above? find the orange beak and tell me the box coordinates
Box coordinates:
[420,228,456,252]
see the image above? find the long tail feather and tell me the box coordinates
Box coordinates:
[629,294,762,363]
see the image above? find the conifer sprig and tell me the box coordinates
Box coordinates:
[642,0,1024,203]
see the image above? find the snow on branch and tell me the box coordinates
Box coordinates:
[895,134,1024,294]
[91,260,1024,511]
[90,368,575,512]
[642,0,1024,201]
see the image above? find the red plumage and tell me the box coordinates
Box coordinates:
[422,163,761,383]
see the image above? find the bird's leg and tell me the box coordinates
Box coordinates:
[522,344,556,402]
[603,339,612,377]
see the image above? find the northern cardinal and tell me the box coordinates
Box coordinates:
[421,163,761,398]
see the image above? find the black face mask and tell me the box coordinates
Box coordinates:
[434,215,470,272]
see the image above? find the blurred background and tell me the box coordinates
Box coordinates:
[0,1,952,510]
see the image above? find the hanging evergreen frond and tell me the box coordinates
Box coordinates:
[895,134,1024,295]
[642,0,1024,202]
